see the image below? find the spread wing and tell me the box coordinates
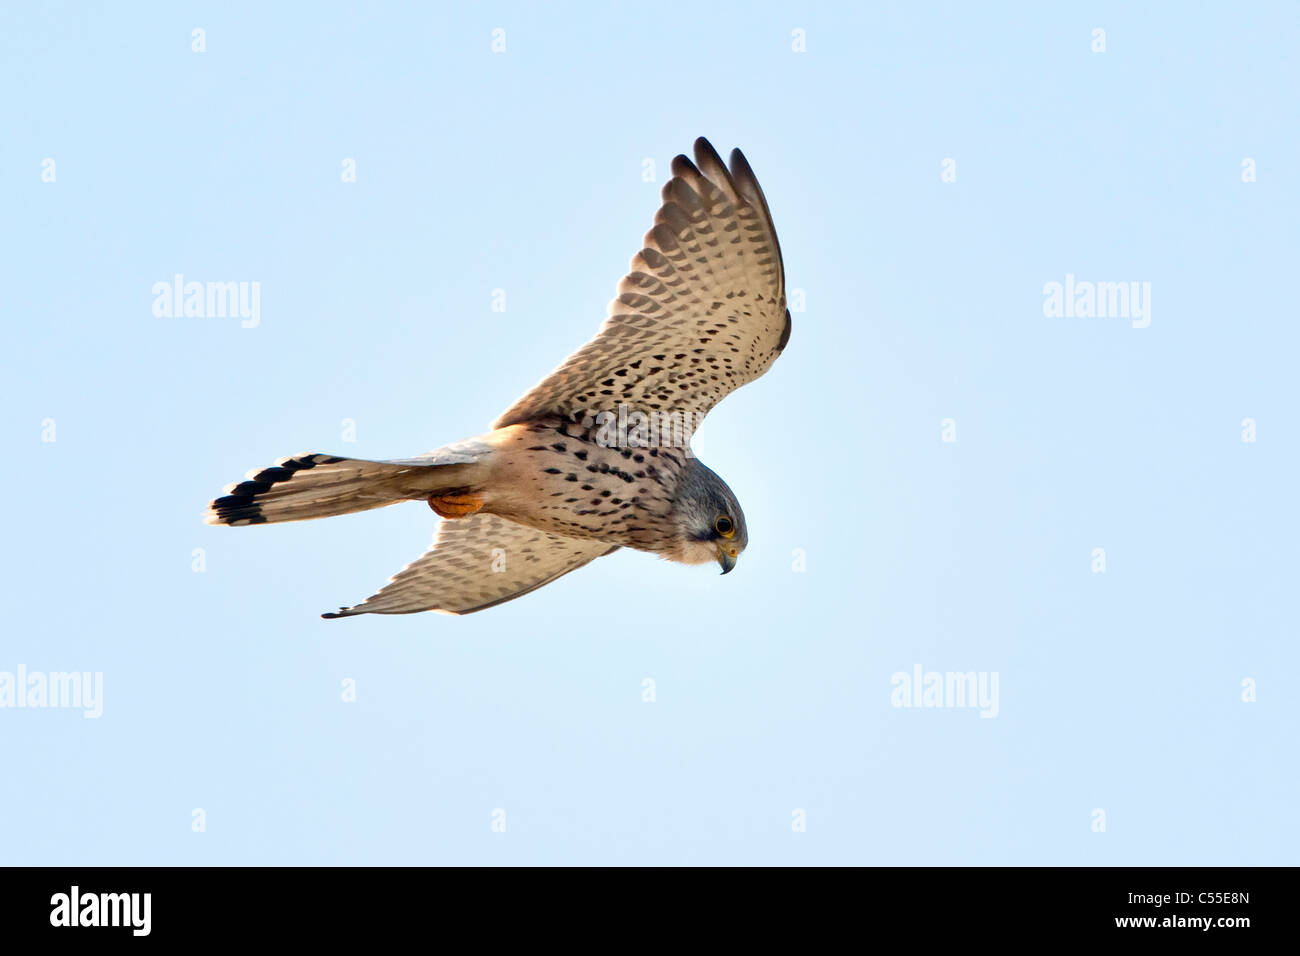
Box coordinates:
[322,513,616,617]
[493,137,790,432]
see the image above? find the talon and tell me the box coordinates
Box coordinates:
[428,492,484,519]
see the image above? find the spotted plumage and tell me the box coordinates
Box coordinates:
[205,138,788,616]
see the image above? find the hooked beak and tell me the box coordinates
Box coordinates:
[717,543,738,575]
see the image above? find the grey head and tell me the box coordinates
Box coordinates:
[671,457,747,574]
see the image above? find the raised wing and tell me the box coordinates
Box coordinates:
[493,137,790,432]
[321,513,616,617]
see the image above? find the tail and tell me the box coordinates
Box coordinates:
[205,444,489,526]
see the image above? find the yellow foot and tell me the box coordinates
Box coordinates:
[428,492,484,519]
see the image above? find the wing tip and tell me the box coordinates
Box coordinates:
[670,152,699,179]
[322,604,460,618]
[692,136,724,170]
[728,148,760,197]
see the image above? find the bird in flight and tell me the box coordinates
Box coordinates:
[206,137,791,617]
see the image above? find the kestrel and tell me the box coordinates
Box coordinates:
[206,137,791,616]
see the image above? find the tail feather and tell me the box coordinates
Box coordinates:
[205,452,475,526]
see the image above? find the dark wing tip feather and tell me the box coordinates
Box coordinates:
[728,146,786,282]
[692,137,740,196]
[728,148,764,205]
[670,152,700,179]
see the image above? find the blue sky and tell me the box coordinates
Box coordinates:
[2,1,1296,865]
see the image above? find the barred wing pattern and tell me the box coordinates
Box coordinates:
[322,513,617,617]
[494,137,790,431]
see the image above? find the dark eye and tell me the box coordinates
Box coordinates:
[715,515,734,538]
